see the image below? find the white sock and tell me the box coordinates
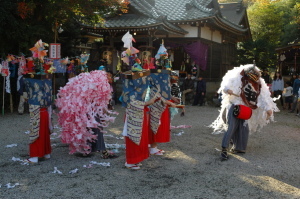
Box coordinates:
[44,154,51,159]
[150,148,159,153]
[28,157,38,163]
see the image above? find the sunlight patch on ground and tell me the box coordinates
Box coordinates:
[165,150,197,164]
[231,154,250,163]
[240,175,300,197]
[108,128,122,135]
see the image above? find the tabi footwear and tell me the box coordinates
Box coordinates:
[26,157,38,164]
[150,148,164,156]
[125,163,141,170]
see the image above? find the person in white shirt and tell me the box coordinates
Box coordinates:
[283,82,293,110]
[271,72,284,107]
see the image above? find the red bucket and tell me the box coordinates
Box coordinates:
[233,105,252,120]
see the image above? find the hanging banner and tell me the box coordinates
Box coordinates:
[49,43,61,59]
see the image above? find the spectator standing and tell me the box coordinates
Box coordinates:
[182,74,194,105]
[290,74,300,113]
[261,69,271,84]
[192,76,206,106]
[282,82,293,110]
[290,74,297,86]
[271,72,284,107]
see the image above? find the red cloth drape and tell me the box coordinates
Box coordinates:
[29,108,51,157]
[125,107,149,164]
[148,107,170,144]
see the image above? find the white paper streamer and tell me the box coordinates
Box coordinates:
[51,167,63,174]
[69,168,79,174]
[5,183,20,189]
[105,143,125,149]
[5,144,17,148]
[83,164,93,168]
[90,161,110,167]
[174,130,184,136]
[11,157,29,165]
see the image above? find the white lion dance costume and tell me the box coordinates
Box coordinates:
[210,64,279,160]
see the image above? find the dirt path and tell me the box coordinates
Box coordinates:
[0,105,299,199]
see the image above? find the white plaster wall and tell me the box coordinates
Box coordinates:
[179,25,198,37]
[201,26,212,40]
[168,25,198,38]
[212,30,222,43]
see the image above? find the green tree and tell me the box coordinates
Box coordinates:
[237,0,287,69]
[279,0,300,45]
[248,0,284,45]
[0,0,128,57]
[237,39,277,69]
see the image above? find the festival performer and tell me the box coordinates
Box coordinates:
[119,31,157,169]
[210,64,279,160]
[23,76,53,163]
[56,70,117,155]
[120,70,160,169]
[23,39,53,164]
[170,71,184,117]
[148,42,177,156]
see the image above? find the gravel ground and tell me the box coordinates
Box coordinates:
[0,104,299,199]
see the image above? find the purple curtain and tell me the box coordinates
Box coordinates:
[165,41,208,71]
[183,41,208,71]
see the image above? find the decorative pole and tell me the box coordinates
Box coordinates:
[54,19,58,43]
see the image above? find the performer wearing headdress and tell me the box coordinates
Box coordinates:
[210,64,279,160]
[23,76,53,163]
[120,71,159,169]
[148,43,177,155]
[120,31,158,169]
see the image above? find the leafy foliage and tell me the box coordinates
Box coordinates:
[0,0,128,57]
[236,0,300,69]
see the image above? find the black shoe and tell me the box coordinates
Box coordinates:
[101,151,118,159]
[229,148,245,154]
[221,150,228,161]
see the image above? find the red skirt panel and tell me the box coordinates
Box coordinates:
[148,107,170,144]
[29,108,52,157]
[125,107,149,164]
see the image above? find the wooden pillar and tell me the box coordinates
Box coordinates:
[148,30,153,47]
[209,43,213,81]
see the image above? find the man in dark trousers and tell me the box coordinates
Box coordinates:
[193,76,206,106]
[182,73,194,105]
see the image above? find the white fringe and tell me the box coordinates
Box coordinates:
[210,64,279,134]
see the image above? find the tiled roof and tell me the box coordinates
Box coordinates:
[95,0,248,34]
[219,2,245,25]
[134,0,212,21]
[104,14,156,28]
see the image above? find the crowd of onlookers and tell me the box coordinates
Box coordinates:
[178,69,300,118]
[262,70,300,116]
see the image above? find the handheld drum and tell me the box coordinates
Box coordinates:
[233,105,252,120]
